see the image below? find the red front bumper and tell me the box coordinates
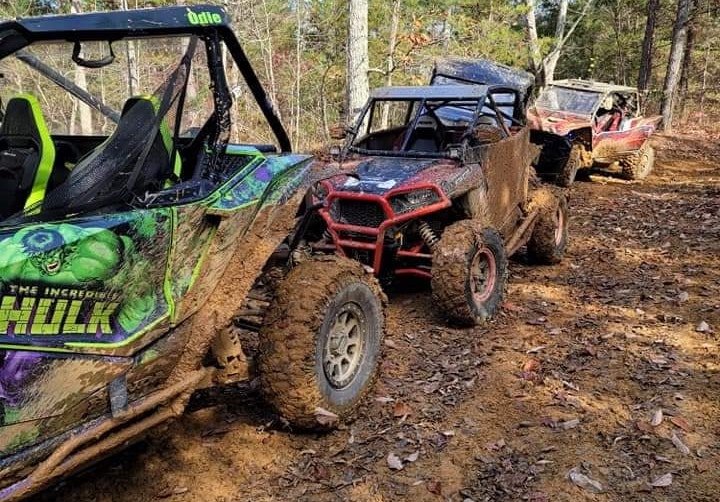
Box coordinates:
[315,179,451,277]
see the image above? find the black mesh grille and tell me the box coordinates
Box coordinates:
[335,199,386,228]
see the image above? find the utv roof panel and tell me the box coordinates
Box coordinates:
[433,58,534,96]
[549,79,637,94]
[3,5,229,40]
[372,85,488,100]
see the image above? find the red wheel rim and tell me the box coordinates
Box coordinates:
[470,247,497,303]
[554,206,564,246]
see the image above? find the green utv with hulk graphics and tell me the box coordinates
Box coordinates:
[0,6,385,500]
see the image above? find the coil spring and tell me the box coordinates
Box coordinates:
[418,220,439,250]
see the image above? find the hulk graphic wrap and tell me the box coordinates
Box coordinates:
[4,225,123,284]
[0,211,171,344]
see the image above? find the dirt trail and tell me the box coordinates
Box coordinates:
[33,134,720,502]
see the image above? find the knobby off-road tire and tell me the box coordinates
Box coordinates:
[431,221,508,327]
[257,255,385,430]
[527,194,568,264]
[620,144,655,180]
[557,143,584,187]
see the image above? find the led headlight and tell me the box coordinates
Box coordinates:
[389,189,440,214]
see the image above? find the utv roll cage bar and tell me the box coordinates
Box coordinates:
[344,84,523,159]
[0,4,291,151]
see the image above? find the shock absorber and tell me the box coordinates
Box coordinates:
[418,220,439,250]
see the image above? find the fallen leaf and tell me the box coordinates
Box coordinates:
[650,472,673,487]
[502,301,523,312]
[560,418,580,430]
[527,345,546,354]
[651,409,664,427]
[696,321,711,333]
[384,339,398,349]
[541,416,558,428]
[696,460,712,473]
[670,416,692,432]
[405,451,419,462]
[637,420,655,434]
[393,402,412,418]
[426,480,442,495]
[485,438,506,451]
[678,291,689,302]
[527,317,547,326]
[375,396,395,403]
[156,486,189,498]
[561,380,579,391]
[671,433,690,455]
[568,467,603,493]
[387,452,404,470]
[548,327,562,335]
[523,358,541,372]
[314,407,339,426]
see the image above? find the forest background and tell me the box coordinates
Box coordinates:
[0,0,717,150]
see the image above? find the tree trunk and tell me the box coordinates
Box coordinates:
[294,0,302,148]
[543,0,568,84]
[347,0,369,123]
[71,0,92,135]
[528,0,593,87]
[442,5,453,54]
[120,0,140,97]
[637,0,659,91]
[677,18,695,120]
[381,0,402,128]
[525,0,542,81]
[660,0,692,132]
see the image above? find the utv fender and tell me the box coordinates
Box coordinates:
[166,188,310,387]
[208,152,312,215]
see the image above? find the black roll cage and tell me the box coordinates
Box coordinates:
[0,5,291,152]
[345,84,523,159]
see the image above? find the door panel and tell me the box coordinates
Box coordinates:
[0,209,173,347]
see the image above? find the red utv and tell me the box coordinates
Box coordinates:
[528,79,661,186]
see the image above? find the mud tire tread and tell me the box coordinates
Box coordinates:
[431,221,508,327]
[527,194,568,264]
[620,144,655,180]
[557,144,584,187]
[257,255,385,430]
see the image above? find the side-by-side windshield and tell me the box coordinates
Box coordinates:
[0,37,212,136]
[535,87,601,115]
[352,98,482,154]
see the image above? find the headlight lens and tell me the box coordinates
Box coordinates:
[389,189,439,214]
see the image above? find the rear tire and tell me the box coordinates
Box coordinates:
[620,144,654,180]
[557,143,584,187]
[527,194,568,264]
[431,221,508,327]
[257,256,385,430]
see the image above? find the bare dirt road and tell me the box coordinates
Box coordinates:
[33,134,720,502]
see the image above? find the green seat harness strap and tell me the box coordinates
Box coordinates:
[16,93,55,212]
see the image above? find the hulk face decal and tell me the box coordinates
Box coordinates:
[22,230,68,276]
[0,213,171,340]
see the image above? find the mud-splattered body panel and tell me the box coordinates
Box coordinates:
[0,151,311,482]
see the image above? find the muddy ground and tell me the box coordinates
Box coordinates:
[34,134,720,502]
